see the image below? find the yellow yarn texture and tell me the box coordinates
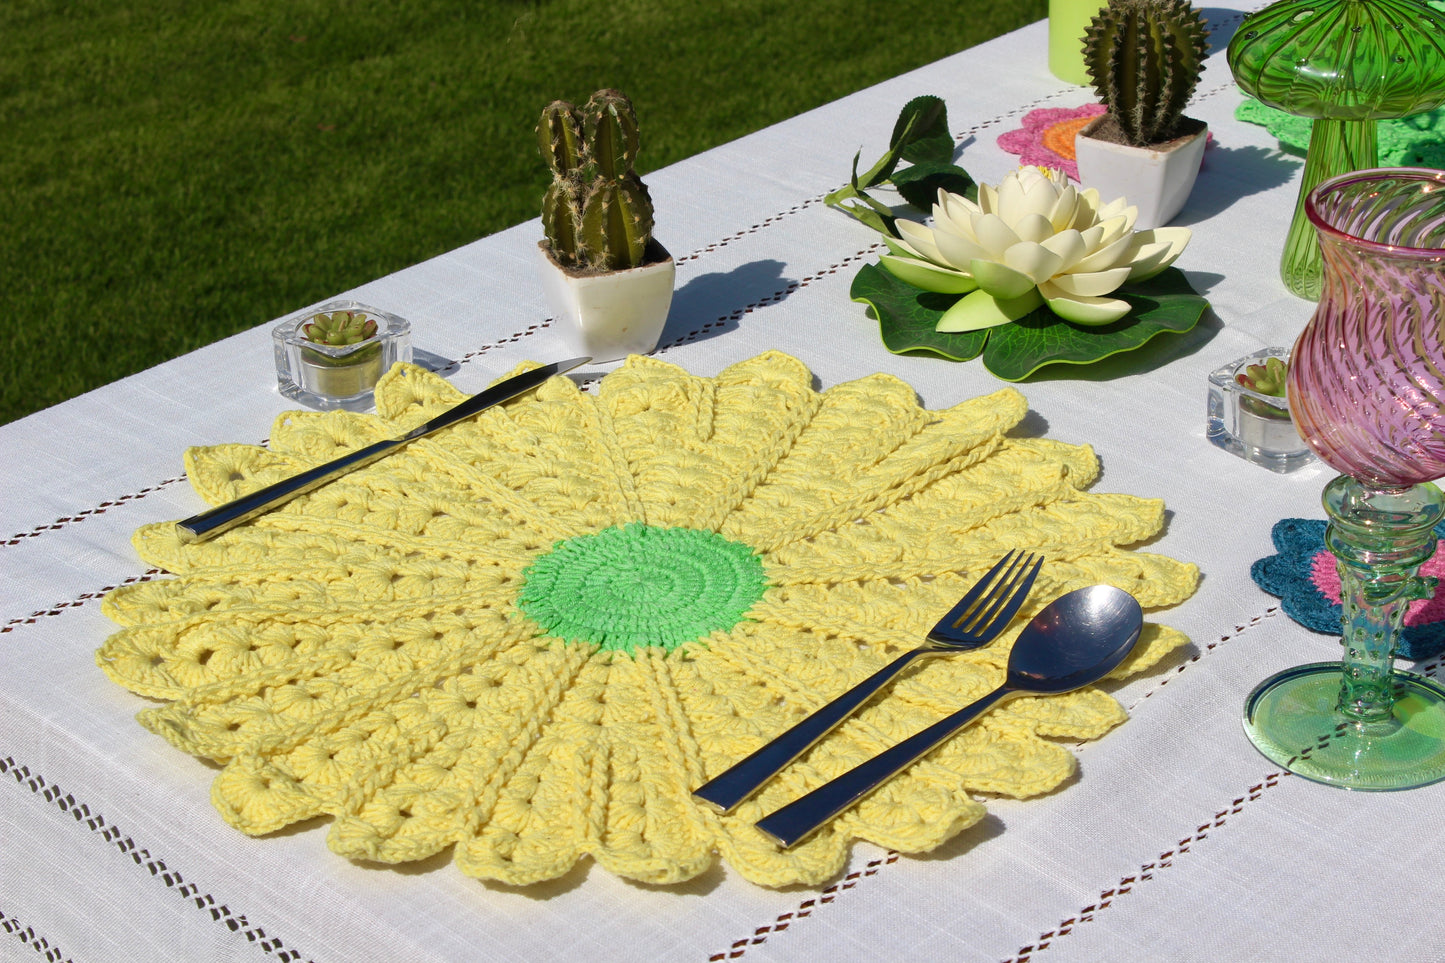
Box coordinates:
[98,351,1198,888]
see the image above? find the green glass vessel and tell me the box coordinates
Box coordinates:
[1228,0,1445,299]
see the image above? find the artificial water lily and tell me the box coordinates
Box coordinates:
[881,166,1191,330]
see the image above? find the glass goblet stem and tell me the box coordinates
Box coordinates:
[1280,118,1378,301]
[1323,476,1443,724]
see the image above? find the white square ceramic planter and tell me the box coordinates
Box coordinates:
[537,241,676,363]
[1074,115,1208,230]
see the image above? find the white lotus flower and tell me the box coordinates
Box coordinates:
[881,166,1191,330]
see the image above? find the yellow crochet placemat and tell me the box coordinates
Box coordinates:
[97,351,1198,888]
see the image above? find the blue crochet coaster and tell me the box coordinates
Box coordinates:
[1252,517,1445,661]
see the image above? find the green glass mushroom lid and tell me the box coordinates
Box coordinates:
[1228,0,1445,120]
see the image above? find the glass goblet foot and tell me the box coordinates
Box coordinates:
[1244,662,1445,789]
[1243,478,1445,789]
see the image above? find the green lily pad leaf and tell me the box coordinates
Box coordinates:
[893,160,978,211]
[854,263,1207,377]
[981,268,1208,381]
[850,262,988,361]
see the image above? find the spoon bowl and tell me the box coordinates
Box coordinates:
[755,584,1145,848]
[1008,584,1144,693]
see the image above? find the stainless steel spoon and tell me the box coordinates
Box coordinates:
[754,584,1144,849]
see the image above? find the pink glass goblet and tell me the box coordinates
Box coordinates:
[1244,168,1445,789]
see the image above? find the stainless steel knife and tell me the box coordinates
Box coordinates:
[175,356,591,543]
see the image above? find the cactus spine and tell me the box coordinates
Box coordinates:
[1082,0,1210,147]
[538,89,655,273]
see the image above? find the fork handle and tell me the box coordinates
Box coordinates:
[692,648,928,814]
[755,685,1012,849]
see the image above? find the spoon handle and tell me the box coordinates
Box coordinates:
[692,648,929,814]
[754,685,1012,849]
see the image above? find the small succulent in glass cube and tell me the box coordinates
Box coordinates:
[1207,348,1312,473]
[273,301,411,411]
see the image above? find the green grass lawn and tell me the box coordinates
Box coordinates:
[1,0,1045,425]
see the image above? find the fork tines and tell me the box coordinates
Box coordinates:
[928,551,1044,645]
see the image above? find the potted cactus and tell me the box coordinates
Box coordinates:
[1074,0,1211,229]
[271,301,412,410]
[535,89,674,362]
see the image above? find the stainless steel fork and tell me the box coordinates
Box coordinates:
[691,550,1044,814]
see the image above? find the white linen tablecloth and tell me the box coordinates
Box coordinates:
[7,3,1444,960]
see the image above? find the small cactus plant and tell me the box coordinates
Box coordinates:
[1082,0,1210,148]
[538,89,656,274]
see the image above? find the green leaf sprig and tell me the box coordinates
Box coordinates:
[823,95,976,236]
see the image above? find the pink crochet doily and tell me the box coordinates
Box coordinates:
[997,103,1107,181]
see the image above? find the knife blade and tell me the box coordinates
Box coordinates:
[175,356,591,543]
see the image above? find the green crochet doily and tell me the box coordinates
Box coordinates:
[518,523,767,653]
[1236,96,1445,169]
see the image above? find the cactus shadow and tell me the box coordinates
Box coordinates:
[661,258,792,347]
[1200,8,1245,48]
[1172,143,1297,228]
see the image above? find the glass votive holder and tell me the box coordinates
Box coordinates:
[1206,348,1314,473]
[273,300,412,411]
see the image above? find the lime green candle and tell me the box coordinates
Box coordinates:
[1049,0,1105,86]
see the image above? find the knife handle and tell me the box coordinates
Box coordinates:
[175,437,401,543]
[754,686,1010,849]
[692,648,928,814]
[173,356,591,544]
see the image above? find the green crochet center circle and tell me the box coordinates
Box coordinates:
[518,523,767,653]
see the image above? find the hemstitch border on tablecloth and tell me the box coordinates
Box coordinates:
[2,480,186,548]
[1003,773,1286,963]
[1,571,160,637]
[0,755,314,963]
[0,906,73,963]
